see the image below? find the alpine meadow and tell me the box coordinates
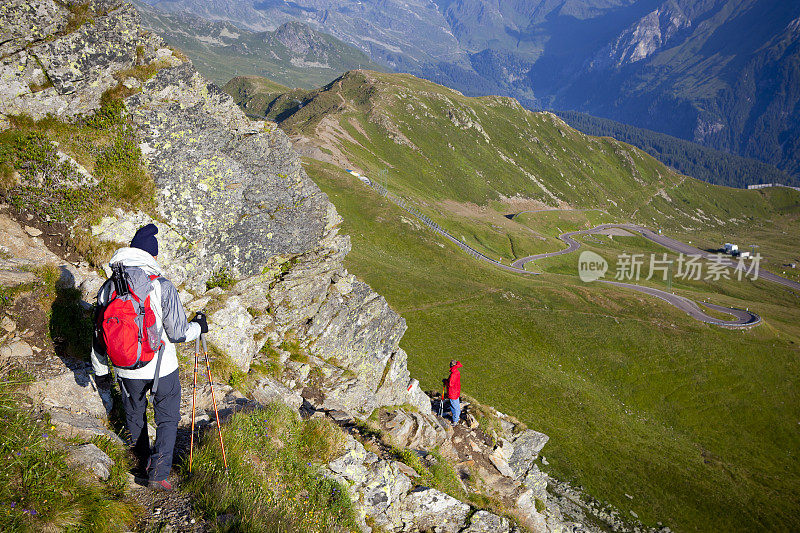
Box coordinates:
[1,1,799,533]
[226,70,800,532]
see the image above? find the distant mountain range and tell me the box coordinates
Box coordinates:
[138,0,800,181]
[133,1,383,87]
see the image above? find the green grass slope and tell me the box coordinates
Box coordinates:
[227,70,800,531]
[229,70,800,268]
[307,160,800,533]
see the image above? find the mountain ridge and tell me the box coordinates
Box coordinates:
[140,0,800,179]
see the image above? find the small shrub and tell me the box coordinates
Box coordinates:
[279,335,307,363]
[85,94,125,129]
[64,2,94,34]
[390,446,465,501]
[206,267,236,290]
[299,418,346,463]
[89,435,132,498]
[258,343,284,379]
[353,419,384,441]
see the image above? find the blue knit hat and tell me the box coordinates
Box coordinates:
[130,223,159,257]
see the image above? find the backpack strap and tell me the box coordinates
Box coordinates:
[149,274,167,395]
[150,343,166,395]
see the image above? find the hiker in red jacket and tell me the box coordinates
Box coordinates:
[447,360,462,426]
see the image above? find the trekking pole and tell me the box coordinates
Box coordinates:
[189,337,200,473]
[201,333,228,471]
[438,384,445,417]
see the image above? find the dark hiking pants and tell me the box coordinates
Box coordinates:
[120,369,181,482]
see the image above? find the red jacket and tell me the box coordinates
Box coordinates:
[447,361,462,399]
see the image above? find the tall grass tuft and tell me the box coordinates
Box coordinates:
[0,377,134,532]
[184,403,357,532]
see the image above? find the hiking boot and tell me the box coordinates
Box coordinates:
[149,479,173,491]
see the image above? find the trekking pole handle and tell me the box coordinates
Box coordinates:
[201,333,208,357]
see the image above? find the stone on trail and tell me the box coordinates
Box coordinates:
[26,368,112,418]
[48,408,124,446]
[67,443,114,481]
[0,339,32,364]
[462,510,512,533]
[397,488,471,533]
[1,317,15,333]
[252,376,303,412]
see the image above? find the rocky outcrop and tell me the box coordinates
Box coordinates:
[397,488,471,532]
[0,0,425,415]
[380,408,449,450]
[593,5,691,69]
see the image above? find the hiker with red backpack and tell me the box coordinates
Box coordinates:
[91,224,206,491]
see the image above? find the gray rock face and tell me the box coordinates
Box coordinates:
[397,488,471,533]
[0,1,166,123]
[252,376,303,412]
[463,510,512,533]
[126,63,333,281]
[521,464,549,502]
[509,429,549,479]
[67,443,114,481]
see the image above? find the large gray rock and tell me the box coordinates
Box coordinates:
[397,488,470,533]
[304,280,430,416]
[381,408,448,450]
[205,295,265,371]
[521,464,549,502]
[327,434,413,530]
[67,443,114,481]
[48,408,124,447]
[515,489,549,533]
[252,376,303,412]
[509,429,550,479]
[0,1,167,122]
[125,62,335,284]
[0,0,67,58]
[26,368,112,418]
[463,510,512,533]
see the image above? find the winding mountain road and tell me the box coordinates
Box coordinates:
[508,222,800,327]
[363,179,778,327]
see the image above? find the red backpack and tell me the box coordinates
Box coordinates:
[99,263,165,369]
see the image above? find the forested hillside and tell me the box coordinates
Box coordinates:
[559,111,799,189]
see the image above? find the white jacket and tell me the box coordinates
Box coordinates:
[91,247,201,380]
